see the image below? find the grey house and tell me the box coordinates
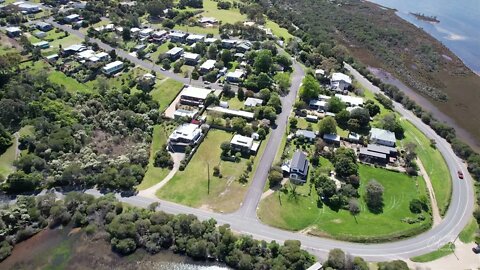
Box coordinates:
[289,151,309,184]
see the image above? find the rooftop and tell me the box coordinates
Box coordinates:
[166,47,184,55]
[226,69,245,78]
[291,151,308,172]
[335,94,364,107]
[169,123,202,141]
[296,129,316,140]
[200,59,216,70]
[103,60,123,69]
[181,86,213,100]
[370,128,397,143]
[323,133,340,142]
[331,72,352,84]
[207,107,254,119]
[244,97,263,107]
[231,134,254,148]
[359,147,387,159]
[183,52,200,60]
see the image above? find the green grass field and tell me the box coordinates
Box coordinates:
[136,124,173,190]
[150,78,184,112]
[459,218,479,243]
[258,164,432,242]
[400,119,451,216]
[265,20,293,40]
[173,25,219,35]
[0,126,34,179]
[200,0,247,24]
[157,129,267,213]
[149,42,172,63]
[411,242,455,262]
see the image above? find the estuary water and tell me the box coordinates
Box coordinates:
[367,0,480,74]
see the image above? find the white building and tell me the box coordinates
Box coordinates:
[370,128,396,147]
[168,123,203,151]
[182,52,201,65]
[335,94,363,107]
[166,47,184,60]
[200,59,216,73]
[331,72,352,91]
[244,97,263,107]
[226,69,245,82]
[102,60,124,75]
[186,34,204,44]
[180,86,213,106]
[230,134,259,154]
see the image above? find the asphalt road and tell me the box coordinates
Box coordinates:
[35,18,476,262]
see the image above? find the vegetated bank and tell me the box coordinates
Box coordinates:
[258,0,480,148]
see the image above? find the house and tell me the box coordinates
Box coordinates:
[34,31,46,38]
[198,17,218,25]
[315,69,325,79]
[17,3,41,14]
[359,144,398,165]
[370,128,396,147]
[77,49,95,59]
[168,123,203,151]
[204,37,218,44]
[5,27,21,38]
[234,52,245,60]
[309,99,327,111]
[64,14,80,23]
[348,132,361,143]
[180,86,213,106]
[130,27,141,36]
[244,97,263,107]
[207,107,255,120]
[32,41,49,49]
[335,94,363,107]
[199,59,216,73]
[182,52,201,65]
[133,44,146,51]
[35,22,52,32]
[323,133,340,146]
[221,39,237,49]
[306,115,318,123]
[102,60,124,75]
[236,41,252,53]
[165,47,184,60]
[62,44,86,55]
[169,32,188,43]
[306,262,323,270]
[173,109,198,120]
[295,130,317,142]
[331,72,352,91]
[289,151,309,183]
[152,30,168,42]
[138,73,156,86]
[139,28,153,38]
[225,69,245,83]
[230,134,259,155]
[45,54,58,62]
[186,34,204,44]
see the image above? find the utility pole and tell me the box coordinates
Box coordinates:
[207,163,210,195]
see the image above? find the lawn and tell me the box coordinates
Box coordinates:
[136,124,173,190]
[459,218,478,243]
[400,119,451,216]
[0,126,34,179]
[199,0,247,24]
[48,34,82,54]
[222,96,244,110]
[265,20,293,41]
[149,42,172,63]
[258,164,432,242]
[157,129,265,213]
[173,25,219,35]
[410,242,455,262]
[150,78,184,112]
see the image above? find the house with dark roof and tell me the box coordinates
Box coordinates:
[289,151,309,183]
[359,144,397,164]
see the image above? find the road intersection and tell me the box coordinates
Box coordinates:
[38,19,476,262]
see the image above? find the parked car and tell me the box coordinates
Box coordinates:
[458,170,464,179]
[472,245,480,254]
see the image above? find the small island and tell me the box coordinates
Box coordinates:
[410,12,440,23]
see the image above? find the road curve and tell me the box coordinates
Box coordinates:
[86,64,474,262]
[40,19,475,262]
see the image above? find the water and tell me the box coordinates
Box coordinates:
[0,227,230,270]
[367,0,480,74]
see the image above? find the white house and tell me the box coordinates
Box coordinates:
[370,128,396,147]
[168,123,203,151]
[230,134,259,154]
[331,72,352,91]
[166,47,184,60]
[244,97,263,107]
[335,94,363,107]
[5,26,21,37]
[186,34,204,44]
[182,52,201,65]
[64,14,80,23]
[180,86,213,106]
[225,69,245,82]
[199,59,216,73]
[102,60,124,75]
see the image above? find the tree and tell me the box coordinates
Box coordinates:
[231,117,247,133]
[154,147,173,169]
[349,108,370,127]
[122,27,131,41]
[237,88,245,101]
[254,50,273,73]
[335,110,350,127]
[217,1,232,9]
[289,118,298,130]
[318,116,337,135]
[378,260,409,270]
[326,248,346,270]
[365,180,384,213]
[267,92,282,113]
[5,171,41,193]
[220,141,231,155]
[353,257,369,270]
[205,93,219,107]
[365,100,380,117]
[161,58,171,70]
[348,199,360,223]
[380,113,404,138]
[274,72,291,93]
[327,96,346,113]
[268,167,283,188]
[335,158,358,178]
[221,49,233,65]
[299,75,321,101]
[0,124,13,151]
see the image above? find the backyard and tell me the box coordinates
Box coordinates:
[258,164,432,242]
[156,129,267,213]
[150,78,184,112]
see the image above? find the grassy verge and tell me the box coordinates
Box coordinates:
[0,126,34,179]
[136,124,174,190]
[258,164,432,242]
[400,119,451,216]
[265,20,293,40]
[459,218,479,243]
[151,78,184,112]
[411,243,455,262]
[157,129,264,213]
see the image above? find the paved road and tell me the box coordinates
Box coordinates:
[235,58,304,219]
[33,18,476,262]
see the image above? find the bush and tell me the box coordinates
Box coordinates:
[154,147,174,169]
[409,199,423,214]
